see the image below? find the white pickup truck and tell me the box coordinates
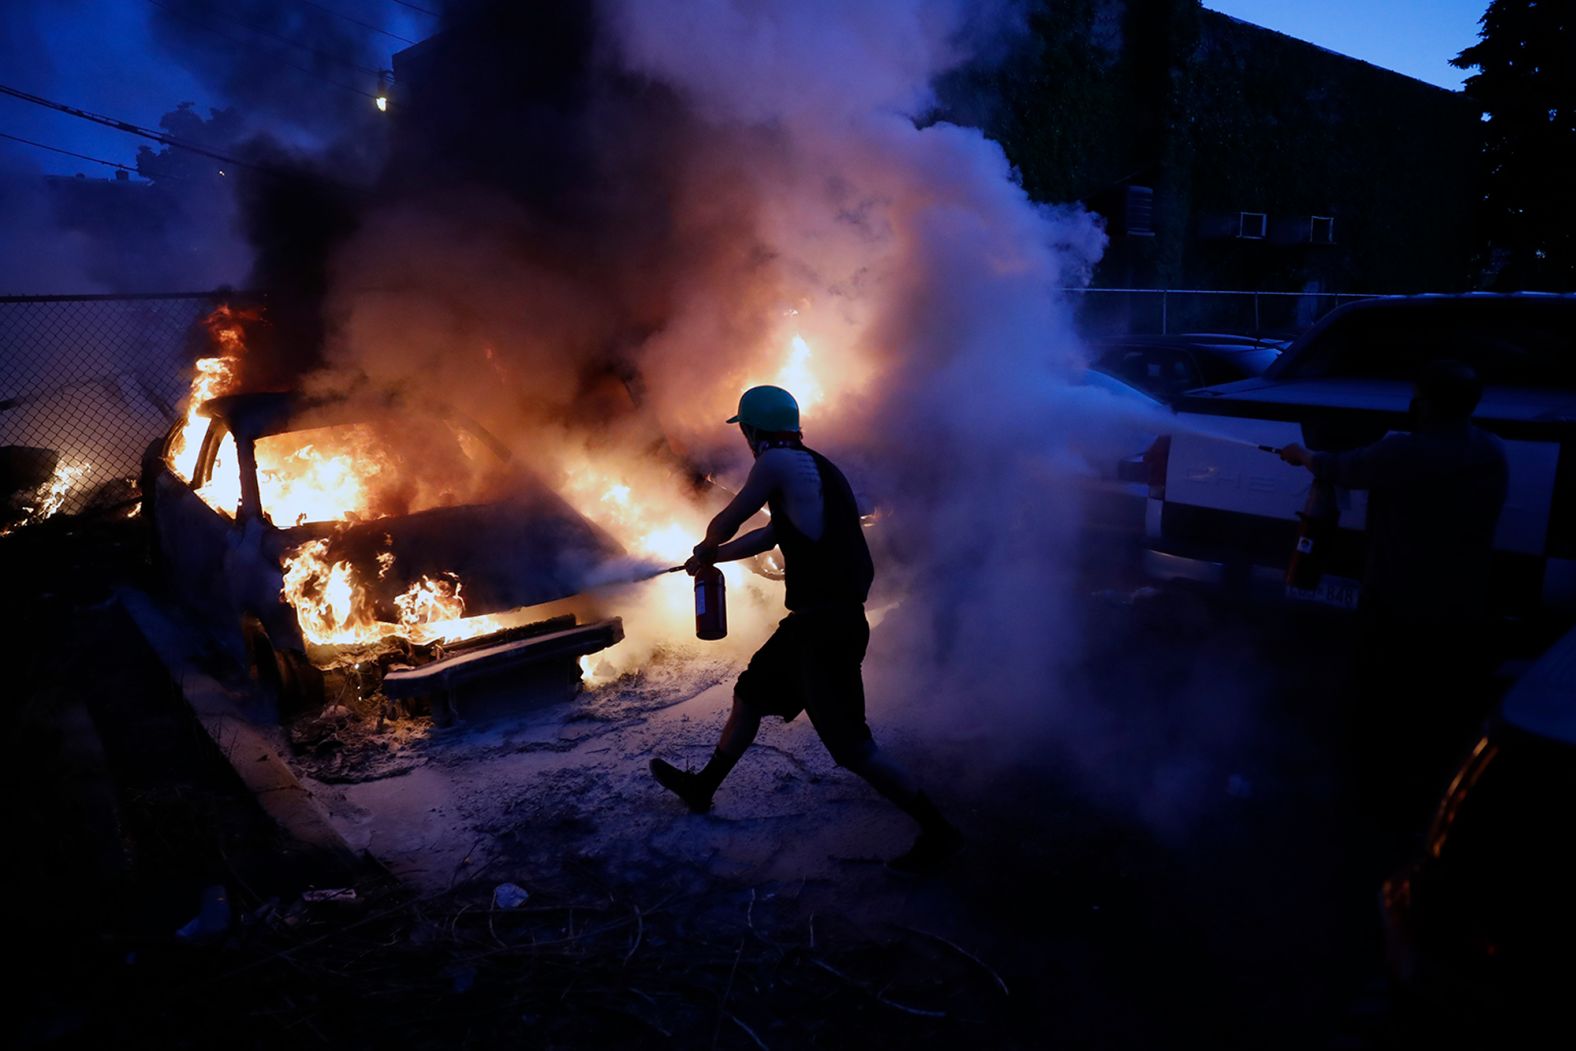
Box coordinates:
[1140,293,1576,619]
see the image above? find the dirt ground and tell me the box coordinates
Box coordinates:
[7,515,1500,1048]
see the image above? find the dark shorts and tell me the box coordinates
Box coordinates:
[734,607,874,767]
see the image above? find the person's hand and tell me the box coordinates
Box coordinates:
[1278,442,1313,469]
[685,541,719,576]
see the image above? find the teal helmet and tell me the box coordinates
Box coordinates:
[727,385,800,432]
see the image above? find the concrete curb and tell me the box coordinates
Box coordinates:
[116,588,369,882]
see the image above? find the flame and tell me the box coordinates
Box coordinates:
[256,430,377,527]
[280,537,511,650]
[254,420,495,529]
[1,459,91,536]
[555,451,755,682]
[194,432,242,517]
[168,356,238,483]
[167,304,258,484]
[742,333,826,412]
[776,334,823,410]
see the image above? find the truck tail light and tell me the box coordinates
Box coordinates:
[1143,435,1172,499]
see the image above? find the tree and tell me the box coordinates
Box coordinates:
[1452,0,1576,290]
[135,102,246,186]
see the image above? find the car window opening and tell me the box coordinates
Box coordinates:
[255,418,501,528]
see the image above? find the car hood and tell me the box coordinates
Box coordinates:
[273,486,627,616]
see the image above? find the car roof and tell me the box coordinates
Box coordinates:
[1082,367,1163,407]
[1499,624,1576,746]
[1276,293,1576,364]
[1094,333,1286,353]
[200,391,417,442]
[199,390,515,461]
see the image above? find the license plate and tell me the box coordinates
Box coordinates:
[1286,574,1361,611]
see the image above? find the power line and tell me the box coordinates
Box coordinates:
[145,0,380,99]
[296,1,417,45]
[386,0,439,15]
[0,82,336,183]
[0,129,139,173]
[146,0,384,79]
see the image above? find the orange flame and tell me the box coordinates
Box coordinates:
[167,304,262,517]
[168,355,239,484]
[279,537,511,650]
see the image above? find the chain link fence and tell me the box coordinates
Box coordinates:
[1,286,1380,531]
[1,292,231,525]
[1066,288,1375,340]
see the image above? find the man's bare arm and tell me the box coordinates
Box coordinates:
[685,524,777,574]
[1280,435,1412,490]
[691,455,780,563]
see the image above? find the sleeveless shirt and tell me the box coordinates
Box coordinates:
[764,442,874,612]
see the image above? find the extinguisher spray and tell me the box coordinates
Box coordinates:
[693,565,728,640]
[1286,477,1339,591]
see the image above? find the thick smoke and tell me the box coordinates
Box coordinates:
[311,1,1132,747]
[275,1,1252,830]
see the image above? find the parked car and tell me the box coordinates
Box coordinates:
[141,391,625,715]
[1089,332,1285,404]
[1075,368,1169,545]
[1138,294,1576,618]
[1379,623,1576,1022]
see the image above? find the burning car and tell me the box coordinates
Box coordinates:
[142,388,625,718]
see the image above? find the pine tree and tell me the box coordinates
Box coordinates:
[1452,0,1576,290]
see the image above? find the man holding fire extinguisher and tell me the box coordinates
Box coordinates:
[649,385,961,872]
[1277,360,1507,847]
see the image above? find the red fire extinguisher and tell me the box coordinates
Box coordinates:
[1286,477,1339,591]
[694,565,727,640]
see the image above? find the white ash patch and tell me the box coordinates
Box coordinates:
[296,654,915,894]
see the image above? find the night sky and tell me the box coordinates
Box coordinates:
[1,1,1487,180]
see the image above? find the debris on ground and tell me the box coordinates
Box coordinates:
[173,884,231,944]
[492,882,530,909]
[286,687,431,784]
[302,888,359,906]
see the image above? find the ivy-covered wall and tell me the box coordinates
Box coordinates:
[951,0,1478,294]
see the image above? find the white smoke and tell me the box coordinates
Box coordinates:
[598,0,1109,728]
[313,1,1263,831]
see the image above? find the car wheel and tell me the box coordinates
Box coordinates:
[246,622,324,718]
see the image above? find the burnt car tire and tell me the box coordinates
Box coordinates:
[248,625,324,718]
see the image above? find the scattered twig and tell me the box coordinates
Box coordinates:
[623,904,643,968]
[897,925,1010,996]
[713,936,747,1049]
[729,1011,770,1050]
[811,958,947,1020]
[447,837,486,891]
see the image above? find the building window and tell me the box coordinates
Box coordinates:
[1237,212,1267,239]
[1124,185,1155,237]
[1310,215,1336,244]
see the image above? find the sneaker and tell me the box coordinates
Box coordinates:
[887,824,962,873]
[649,758,713,813]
